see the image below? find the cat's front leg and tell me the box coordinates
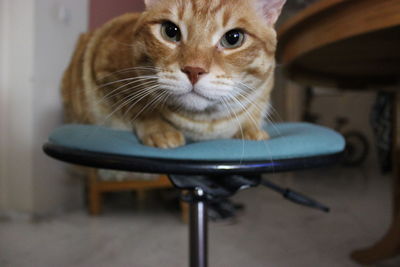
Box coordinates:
[234,125,270,141]
[135,118,185,149]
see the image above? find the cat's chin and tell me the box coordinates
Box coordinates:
[173,92,217,112]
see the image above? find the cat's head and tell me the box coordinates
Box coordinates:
[135,0,286,112]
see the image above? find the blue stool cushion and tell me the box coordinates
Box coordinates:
[48,123,345,162]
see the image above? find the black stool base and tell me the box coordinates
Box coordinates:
[189,189,208,267]
[169,175,261,267]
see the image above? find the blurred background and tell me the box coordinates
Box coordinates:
[1,0,399,266]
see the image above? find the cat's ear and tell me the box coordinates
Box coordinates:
[144,0,161,8]
[256,0,286,25]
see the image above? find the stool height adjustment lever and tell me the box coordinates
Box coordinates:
[261,179,330,213]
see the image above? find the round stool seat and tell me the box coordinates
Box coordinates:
[43,122,345,175]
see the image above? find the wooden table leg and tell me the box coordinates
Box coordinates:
[88,168,102,215]
[351,91,400,265]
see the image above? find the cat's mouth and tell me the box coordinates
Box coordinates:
[191,90,216,102]
[172,88,218,102]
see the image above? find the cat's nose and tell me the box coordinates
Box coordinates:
[182,66,207,85]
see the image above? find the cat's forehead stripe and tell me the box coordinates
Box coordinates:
[177,1,185,20]
[174,0,234,45]
[222,9,231,27]
[175,0,229,20]
[210,1,227,14]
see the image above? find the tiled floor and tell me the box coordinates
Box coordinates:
[1,163,400,267]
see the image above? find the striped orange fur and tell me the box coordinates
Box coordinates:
[62,0,286,148]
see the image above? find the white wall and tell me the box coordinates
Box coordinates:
[0,0,35,214]
[32,0,88,214]
[0,0,7,212]
[0,0,88,215]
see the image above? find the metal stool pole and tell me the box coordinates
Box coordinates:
[189,188,208,267]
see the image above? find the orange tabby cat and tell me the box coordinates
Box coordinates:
[62,0,286,148]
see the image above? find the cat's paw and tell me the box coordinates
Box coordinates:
[142,130,185,149]
[235,128,270,141]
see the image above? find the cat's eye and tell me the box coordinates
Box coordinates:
[220,29,245,49]
[160,21,181,43]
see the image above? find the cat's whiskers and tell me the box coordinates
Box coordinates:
[233,89,282,153]
[221,97,245,164]
[233,86,266,116]
[234,81,275,116]
[100,80,159,105]
[104,88,158,124]
[226,92,261,132]
[117,83,162,110]
[266,103,285,123]
[101,85,160,126]
[98,75,157,89]
[226,93,259,130]
[226,92,275,168]
[96,84,160,118]
[147,91,171,114]
[234,83,283,137]
[150,89,172,113]
[120,84,163,118]
[97,66,162,81]
[235,81,258,95]
[95,76,158,106]
[234,84,291,173]
[170,100,186,114]
[128,90,170,123]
